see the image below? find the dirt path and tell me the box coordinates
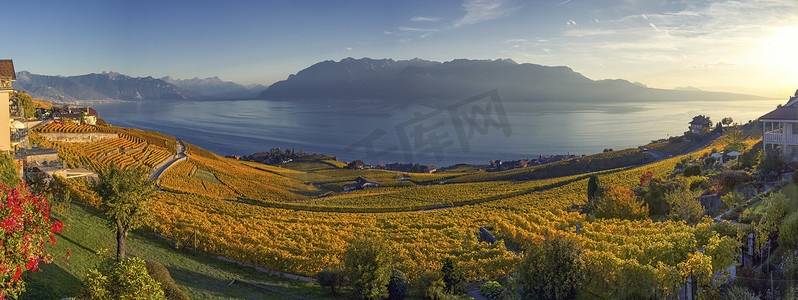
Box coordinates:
[149,139,187,183]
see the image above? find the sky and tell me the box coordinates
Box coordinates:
[4,0,798,97]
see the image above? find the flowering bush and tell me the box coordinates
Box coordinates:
[78,255,165,300]
[0,183,64,299]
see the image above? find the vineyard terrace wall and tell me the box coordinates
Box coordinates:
[38,132,118,143]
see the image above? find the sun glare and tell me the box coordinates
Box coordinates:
[763,25,798,77]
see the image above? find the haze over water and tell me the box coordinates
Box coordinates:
[91,98,782,166]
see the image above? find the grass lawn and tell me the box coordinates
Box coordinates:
[21,202,331,300]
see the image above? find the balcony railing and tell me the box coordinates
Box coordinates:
[764,133,798,144]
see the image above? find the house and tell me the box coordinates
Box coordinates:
[689,115,712,135]
[343,177,382,191]
[22,148,67,179]
[52,107,98,125]
[760,90,798,162]
[0,60,14,151]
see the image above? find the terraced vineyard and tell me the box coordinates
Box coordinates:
[30,124,175,171]
[42,123,761,294]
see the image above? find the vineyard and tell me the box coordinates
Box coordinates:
[39,122,762,294]
[29,124,175,171]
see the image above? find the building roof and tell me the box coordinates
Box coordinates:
[22,148,59,157]
[0,60,15,80]
[690,115,711,125]
[759,106,798,121]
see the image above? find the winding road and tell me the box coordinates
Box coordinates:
[149,139,187,183]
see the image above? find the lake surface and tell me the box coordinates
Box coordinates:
[88,98,783,167]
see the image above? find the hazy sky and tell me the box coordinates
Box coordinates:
[4,0,798,97]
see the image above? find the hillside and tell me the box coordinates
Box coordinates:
[13,71,198,102]
[259,57,765,104]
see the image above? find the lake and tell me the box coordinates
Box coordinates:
[88,97,783,167]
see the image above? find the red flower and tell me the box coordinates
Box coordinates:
[12,266,22,281]
[50,234,56,246]
[66,247,71,259]
[50,221,63,233]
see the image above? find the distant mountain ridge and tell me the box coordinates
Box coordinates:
[14,71,198,102]
[13,71,265,102]
[258,57,763,103]
[161,76,265,99]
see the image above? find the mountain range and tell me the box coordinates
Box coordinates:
[13,71,264,102]
[13,57,764,104]
[259,57,764,104]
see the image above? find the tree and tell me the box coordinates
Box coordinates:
[316,267,345,297]
[722,117,733,126]
[11,92,35,118]
[442,257,465,294]
[0,153,20,187]
[592,185,648,220]
[94,165,156,262]
[517,235,584,300]
[724,130,745,153]
[665,187,703,224]
[78,256,166,300]
[0,184,64,298]
[343,237,392,300]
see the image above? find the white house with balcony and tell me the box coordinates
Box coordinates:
[761,93,798,162]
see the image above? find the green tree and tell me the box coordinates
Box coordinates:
[704,234,739,277]
[94,165,156,262]
[316,267,345,297]
[343,237,392,300]
[517,235,584,300]
[0,152,20,187]
[78,256,166,300]
[665,187,703,224]
[442,257,464,294]
[779,211,798,250]
[593,185,648,220]
[756,192,788,249]
[724,130,745,153]
[11,92,35,118]
[722,117,733,126]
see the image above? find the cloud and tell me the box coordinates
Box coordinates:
[411,16,441,22]
[398,26,440,32]
[593,18,599,23]
[384,31,393,35]
[557,0,571,6]
[453,0,519,28]
[345,47,353,51]
[648,23,660,31]
[567,20,576,25]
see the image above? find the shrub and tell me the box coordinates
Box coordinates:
[145,260,189,300]
[781,250,798,281]
[780,212,798,250]
[387,269,408,300]
[442,258,465,294]
[593,185,648,220]
[480,281,504,299]
[684,165,702,177]
[723,285,760,300]
[317,267,345,297]
[78,256,166,300]
[516,235,584,300]
[343,238,392,300]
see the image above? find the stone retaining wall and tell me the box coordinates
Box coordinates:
[39,132,118,143]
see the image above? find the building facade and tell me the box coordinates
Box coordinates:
[760,93,798,162]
